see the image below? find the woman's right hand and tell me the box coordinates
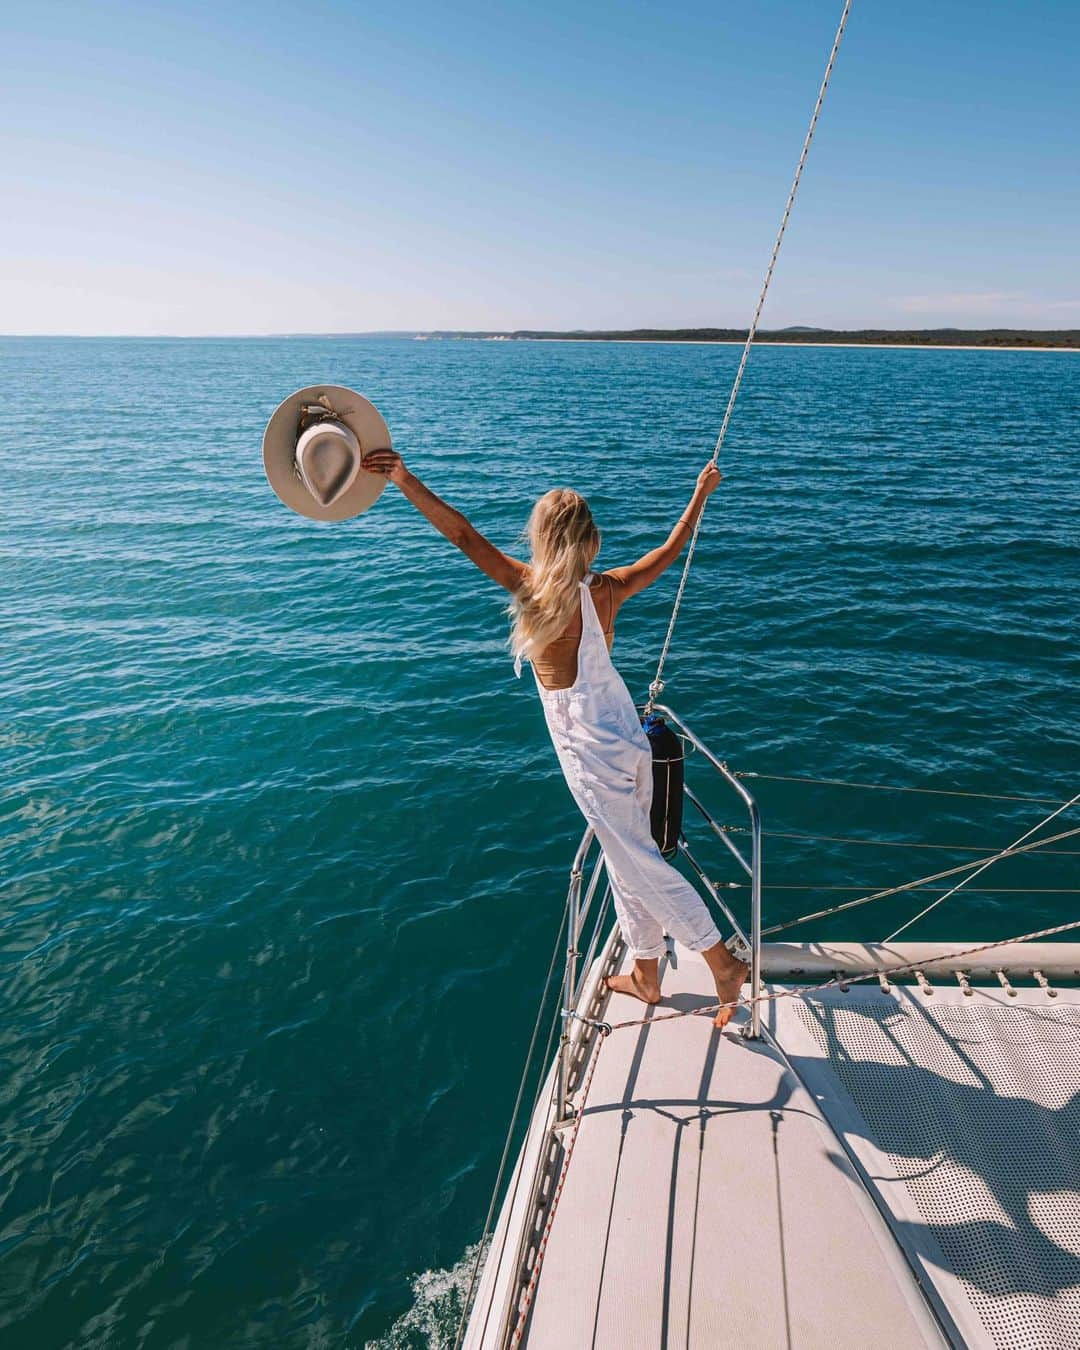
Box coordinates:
[361,448,409,486]
[696,463,722,497]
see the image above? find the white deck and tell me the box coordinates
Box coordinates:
[467,939,1080,1349]
[481,943,947,1349]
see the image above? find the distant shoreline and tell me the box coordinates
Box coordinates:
[512,337,1076,353]
[411,326,1080,351]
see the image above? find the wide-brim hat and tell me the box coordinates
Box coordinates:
[263,384,390,521]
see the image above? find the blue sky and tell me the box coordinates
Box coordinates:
[3,0,1077,334]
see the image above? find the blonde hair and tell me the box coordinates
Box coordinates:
[508,489,600,667]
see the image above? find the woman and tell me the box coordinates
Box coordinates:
[361,448,748,1028]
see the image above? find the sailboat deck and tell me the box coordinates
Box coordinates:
[521,946,945,1348]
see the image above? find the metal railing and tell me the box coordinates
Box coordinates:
[555,707,765,1123]
[656,705,764,1039]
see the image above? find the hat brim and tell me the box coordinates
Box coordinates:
[263,384,390,521]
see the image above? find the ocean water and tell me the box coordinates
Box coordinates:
[0,336,1077,1347]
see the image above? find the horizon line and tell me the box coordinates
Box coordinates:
[2,325,1079,341]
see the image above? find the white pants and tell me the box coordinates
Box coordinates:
[530,576,722,961]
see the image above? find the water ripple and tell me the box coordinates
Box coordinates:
[0,337,1076,1345]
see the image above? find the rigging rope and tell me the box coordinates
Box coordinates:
[883,789,1080,942]
[646,0,853,712]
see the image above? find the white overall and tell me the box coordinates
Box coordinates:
[523,573,721,961]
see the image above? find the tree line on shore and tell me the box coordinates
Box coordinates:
[405,327,1078,348]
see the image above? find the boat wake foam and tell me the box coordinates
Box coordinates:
[366,1241,488,1349]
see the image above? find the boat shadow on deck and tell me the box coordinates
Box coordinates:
[783,991,1080,1326]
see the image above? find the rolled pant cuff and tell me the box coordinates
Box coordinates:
[681,925,723,954]
[627,939,668,961]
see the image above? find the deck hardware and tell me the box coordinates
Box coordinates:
[725,932,752,964]
[914,969,934,996]
[1032,969,1057,997]
[995,969,1017,997]
[836,972,850,992]
[561,1009,611,1036]
[877,972,892,993]
[954,970,973,996]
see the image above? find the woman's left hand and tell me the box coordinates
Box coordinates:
[695,463,722,497]
[361,448,408,485]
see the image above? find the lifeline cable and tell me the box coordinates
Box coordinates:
[454,893,571,1350]
[722,823,1080,856]
[734,770,1069,806]
[761,823,1080,935]
[883,789,1080,942]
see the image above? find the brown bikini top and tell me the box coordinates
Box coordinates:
[532,572,615,691]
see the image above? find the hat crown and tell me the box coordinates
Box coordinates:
[294,420,361,507]
[263,384,388,522]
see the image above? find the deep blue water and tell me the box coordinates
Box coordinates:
[0,337,1077,1346]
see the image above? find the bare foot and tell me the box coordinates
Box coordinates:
[712,960,748,1029]
[700,941,749,1029]
[604,969,661,1006]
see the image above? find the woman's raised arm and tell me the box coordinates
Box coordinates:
[361,449,527,593]
[605,463,722,601]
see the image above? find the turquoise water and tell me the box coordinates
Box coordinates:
[1,337,1077,1347]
